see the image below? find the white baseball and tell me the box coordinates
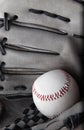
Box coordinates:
[32,69,80,119]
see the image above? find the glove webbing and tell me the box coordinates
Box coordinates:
[4,103,49,130]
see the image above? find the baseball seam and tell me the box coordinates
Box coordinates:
[32,70,71,101]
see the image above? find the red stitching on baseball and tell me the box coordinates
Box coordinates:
[32,70,71,101]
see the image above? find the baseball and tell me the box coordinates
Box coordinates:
[32,69,80,119]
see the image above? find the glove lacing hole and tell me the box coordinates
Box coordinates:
[14,85,27,91]
[0,86,4,91]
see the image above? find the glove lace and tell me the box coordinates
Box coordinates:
[0,12,18,31]
[0,61,5,81]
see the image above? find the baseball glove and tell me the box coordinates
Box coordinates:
[0,0,84,129]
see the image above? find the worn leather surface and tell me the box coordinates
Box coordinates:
[0,0,83,96]
[0,0,83,34]
[0,0,84,129]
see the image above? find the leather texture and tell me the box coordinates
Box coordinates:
[0,0,84,129]
[0,0,83,97]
